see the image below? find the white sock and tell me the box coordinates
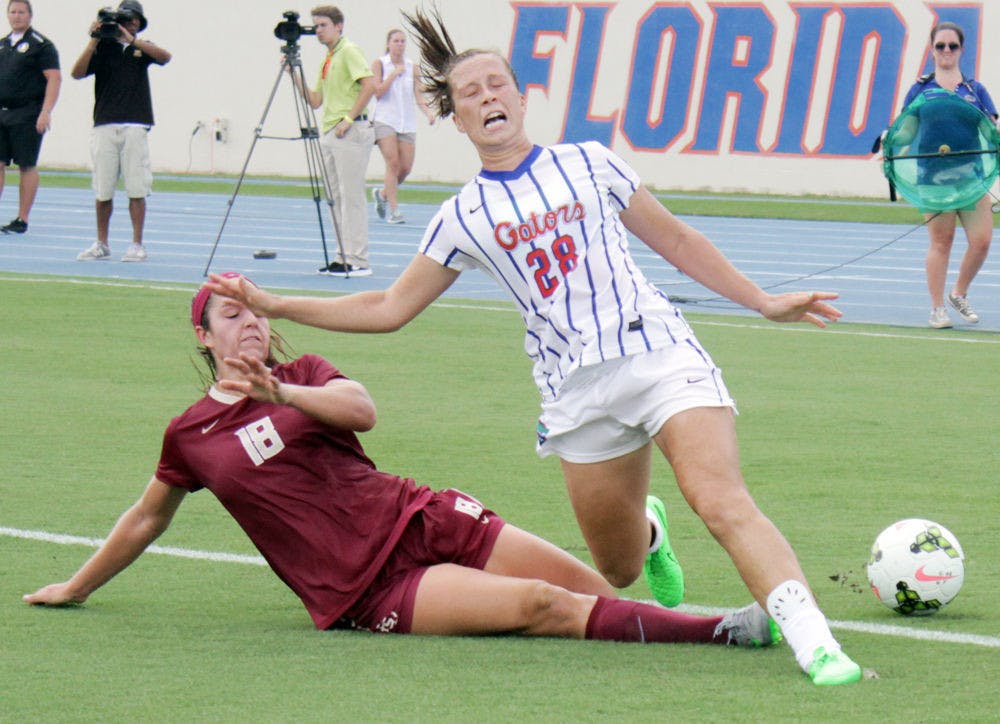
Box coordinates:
[766,580,840,673]
[645,506,663,554]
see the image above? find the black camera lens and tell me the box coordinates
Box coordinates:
[273,10,316,44]
[91,9,118,39]
[273,21,300,43]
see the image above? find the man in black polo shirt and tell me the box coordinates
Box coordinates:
[0,0,60,235]
[71,0,171,263]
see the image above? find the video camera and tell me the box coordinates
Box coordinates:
[90,6,137,40]
[273,10,315,44]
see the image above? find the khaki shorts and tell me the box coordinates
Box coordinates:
[90,124,152,200]
[374,121,416,144]
[536,341,736,463]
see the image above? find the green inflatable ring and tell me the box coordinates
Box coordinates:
[882,89,1000,212]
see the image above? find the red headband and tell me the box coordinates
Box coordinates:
[191,272,249,327]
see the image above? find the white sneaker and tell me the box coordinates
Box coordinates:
[121,243,148,262]
[387,210,405,224]
[76,242,110,261]
[371,187,386,220]
[947,292,979,323]
[929,306,952,329]
[713,602,782,647]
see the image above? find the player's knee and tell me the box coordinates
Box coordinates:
[519,580,579,633]
[969,235,991,251]
[595,559,642,589]
[693,488,760,538]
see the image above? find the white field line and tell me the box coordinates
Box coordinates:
[3,272,999,344]
[7,525,998,649]
[3,526,267,566]
[676,602,1000,649]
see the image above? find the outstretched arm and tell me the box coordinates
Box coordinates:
[620,187,842,327]
[23,478,187,606]
[207,254,459,333]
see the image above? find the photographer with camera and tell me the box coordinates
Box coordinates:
[288,6,376,276]
[0,0,61,235]
[70,0,170,263]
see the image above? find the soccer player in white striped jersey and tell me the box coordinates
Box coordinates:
[208,8,861,685]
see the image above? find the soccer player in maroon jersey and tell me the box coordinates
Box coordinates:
[24,273,777,649]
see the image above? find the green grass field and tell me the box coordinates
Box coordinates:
[2,276,998,722]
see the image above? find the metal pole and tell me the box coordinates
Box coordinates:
[202,40,348,277]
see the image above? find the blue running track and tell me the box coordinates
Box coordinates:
[1,186,998,332]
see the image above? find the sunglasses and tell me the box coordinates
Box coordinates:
[934,42,961,51]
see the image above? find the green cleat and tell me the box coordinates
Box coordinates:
[643,495,684,607]
[809,646,862,686]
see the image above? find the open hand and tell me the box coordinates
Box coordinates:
[205,273,279,318]
[218,353,286,404]
[759,291,842,328]
[23,582,85,606]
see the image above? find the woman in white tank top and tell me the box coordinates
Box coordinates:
[370,29,435,224]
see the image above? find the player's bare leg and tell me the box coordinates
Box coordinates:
[655,406,859,683]
[412,563,595,636]
[559,445,653,588]
[654,406,803,602]
[483,525,615,597]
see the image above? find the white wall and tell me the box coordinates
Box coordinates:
[32,0,999,198]
[37,1,497,183]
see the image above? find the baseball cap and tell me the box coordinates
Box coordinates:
[117,0,147,31]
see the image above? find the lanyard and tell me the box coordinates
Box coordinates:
[321,39,343,80]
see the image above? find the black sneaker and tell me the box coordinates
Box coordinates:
[319,261,348,275]
[1,217,27,234]
[319,262,372,277]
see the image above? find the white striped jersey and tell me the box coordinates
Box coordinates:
[418,141,694,401]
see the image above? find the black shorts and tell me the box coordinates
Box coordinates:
[0,105,44,167]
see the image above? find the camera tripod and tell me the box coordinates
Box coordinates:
[203,39,347,276]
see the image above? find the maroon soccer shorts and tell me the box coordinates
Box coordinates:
[332,488,505,634]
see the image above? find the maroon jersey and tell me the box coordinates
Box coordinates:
[155,355,434,629]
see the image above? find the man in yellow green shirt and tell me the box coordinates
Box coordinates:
[299,6,375,276]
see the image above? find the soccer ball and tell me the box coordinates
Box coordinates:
[866,518,965,616]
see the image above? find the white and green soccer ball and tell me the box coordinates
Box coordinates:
[866,518,965,616]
